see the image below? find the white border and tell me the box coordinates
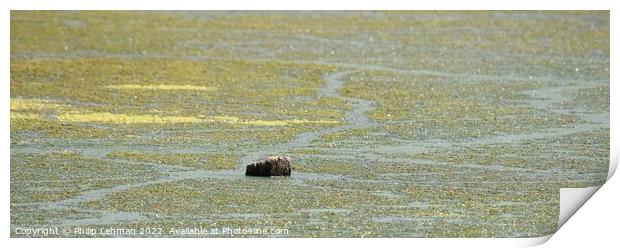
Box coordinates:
[3,1,618,247]
[3,0,617,11]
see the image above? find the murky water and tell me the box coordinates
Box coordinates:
[10,11,609,238]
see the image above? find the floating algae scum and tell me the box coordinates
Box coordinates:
[10,11,609,237]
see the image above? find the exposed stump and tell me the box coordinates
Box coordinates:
[245,156,291,177]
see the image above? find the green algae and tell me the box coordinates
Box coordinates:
[340,71,581,141]
[10,11,609,238]
[10,152,165,204]
[568,86,610,112]
[75,172,564,237]
[105,151,237,170]
[10,57,346,146]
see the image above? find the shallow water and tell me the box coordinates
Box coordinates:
[10,11,609,238]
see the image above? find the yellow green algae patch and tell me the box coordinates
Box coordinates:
[10,98,69,111]
[10,98,109,138]
[105,84,215,91]
[57,111,204,124]
[10,113,41,120]
[55,110,339,126]
[10,97,341,126]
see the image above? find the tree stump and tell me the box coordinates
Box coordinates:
[245,156,291,177]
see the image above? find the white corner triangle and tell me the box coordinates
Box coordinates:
[558,186,601,229]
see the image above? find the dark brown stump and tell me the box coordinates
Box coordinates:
[245,156,291,177]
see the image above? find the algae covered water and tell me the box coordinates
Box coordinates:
[10,11,609,237]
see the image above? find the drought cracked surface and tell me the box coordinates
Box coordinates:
[10,11,609,237]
